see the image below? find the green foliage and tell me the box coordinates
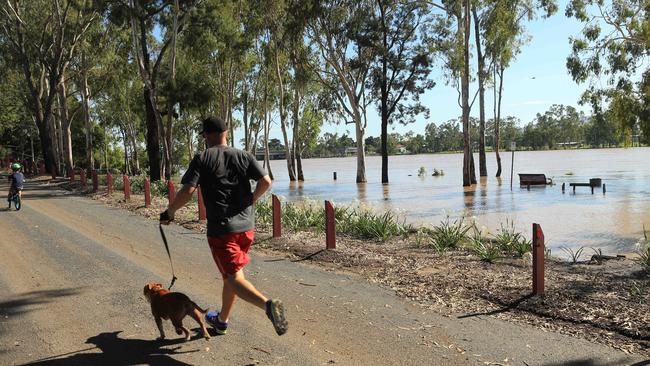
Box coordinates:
[636,225,650,271]
[431,217,470,250]
[418,167,427,177]
[561,246,585,264]
[469,226,501,263]
[493,220,530,256]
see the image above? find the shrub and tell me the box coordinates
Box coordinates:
[469,225,500,263]
[493,220,531,257]
[636,225,650,271]
[431,217,469,250]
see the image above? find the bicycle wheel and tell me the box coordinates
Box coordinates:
[13,195,21,211]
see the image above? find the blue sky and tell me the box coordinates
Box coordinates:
[308,0,592,140]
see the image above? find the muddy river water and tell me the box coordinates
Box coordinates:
[265,147,650,255]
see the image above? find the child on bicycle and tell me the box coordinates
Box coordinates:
[7,163,24,207]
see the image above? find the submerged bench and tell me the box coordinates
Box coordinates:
[519,173,552,186]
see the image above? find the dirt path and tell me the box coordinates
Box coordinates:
[0,177,645,366]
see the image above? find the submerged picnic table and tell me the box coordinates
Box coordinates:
[565,178,606,194]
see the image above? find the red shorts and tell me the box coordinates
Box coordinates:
[208,230,255,278]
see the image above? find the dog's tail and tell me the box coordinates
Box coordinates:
[191,301,208,314]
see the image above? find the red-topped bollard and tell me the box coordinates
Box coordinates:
[325,200,336,249]
[532,223,545,296]
[69,167,75,181]
[39,162,45,175]
[107,172,113,194]
[80,169,87,189]
[92,170,98,193]
[272,194,281,238]
[198,186,206,221]
[144,177,151,208]
[123,174,130,200]
[168,179,176,203]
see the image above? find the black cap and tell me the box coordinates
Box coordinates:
[200,116,228,134]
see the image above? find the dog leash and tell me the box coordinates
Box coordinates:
[158,224,178,290]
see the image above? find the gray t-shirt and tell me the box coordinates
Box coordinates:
[181,145,266,237]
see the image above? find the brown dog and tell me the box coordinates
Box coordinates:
[143,282,210,341]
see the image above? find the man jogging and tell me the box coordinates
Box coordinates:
[159,116,288,336]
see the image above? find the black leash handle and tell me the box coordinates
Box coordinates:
[158,224,178,290]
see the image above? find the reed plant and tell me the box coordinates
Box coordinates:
[493,220,530,257]
[430,217,469,250]
[636,225,650,271]
[468,225,500,262]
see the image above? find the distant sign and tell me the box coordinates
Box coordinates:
[510,141,516,150]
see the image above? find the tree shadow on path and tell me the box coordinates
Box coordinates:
[21,331,199,366]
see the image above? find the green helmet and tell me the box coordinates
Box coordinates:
[11,163,21,171]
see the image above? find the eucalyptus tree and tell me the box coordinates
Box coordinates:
[362,0,436,184]
[1,0,99,175]
[305,0,375,183]
[480,0,556,177]
[106,0,203,181]
[566,0,649,143]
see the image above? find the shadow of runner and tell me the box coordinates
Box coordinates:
[21,331,198,366]
[456,293,534,319]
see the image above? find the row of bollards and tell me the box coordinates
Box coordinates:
[271,194,336,250]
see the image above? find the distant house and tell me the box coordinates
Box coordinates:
[255,149,286,160]
[396,144,408,154]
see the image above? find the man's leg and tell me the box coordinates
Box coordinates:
[219,279,237,321]
[223,269,267,312]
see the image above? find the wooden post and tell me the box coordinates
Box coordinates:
[39,162,45,175]
[144,177,151,208]
[333,172,337,180]
[80,170,86,189]
[272,194,281,238]
[123,175,130,200]
[69,167,75,181]
[532,223,545,296]
[197,186,206,221]
[325,200,336,249]
[92,170,98,193]
[561,182,565,193]
[107,173,113,194]
[603,183,606,194]
[591,185,594,194]
[168,180,176,203]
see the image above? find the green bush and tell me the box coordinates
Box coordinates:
[636,225,650,271]
[431,217,469,250]
[469,225,500,263]
[493,220,531,256]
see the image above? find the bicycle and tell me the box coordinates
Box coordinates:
[8,191,21,211]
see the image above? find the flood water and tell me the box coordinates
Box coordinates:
[265,147,650,255]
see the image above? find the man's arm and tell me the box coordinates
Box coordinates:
[161,183,197,224]
[252,175,272,204]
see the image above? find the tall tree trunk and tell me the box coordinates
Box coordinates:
[461,2,473,187]
[291,87,300,178]
[163,99,173,179]
[263,96,273,180]
[58,77,73,172]
[473,8,487,177]
[275,50,296,181]
[80,63,93,170]
[380,4,389,184]
[495,64,504,177]
[296,150,304,181]
[54,99,64,172]
[143,87,162,180]
[243,81,249,151]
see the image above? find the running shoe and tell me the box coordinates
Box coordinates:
[205,311,228,335]
[265,299,288,336]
